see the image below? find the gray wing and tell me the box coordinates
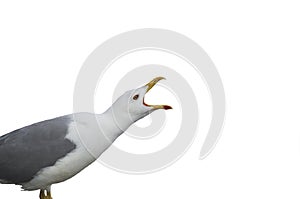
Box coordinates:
[0,115,76,184]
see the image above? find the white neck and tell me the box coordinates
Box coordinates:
[70,107,135,160]
[97,107,133,143]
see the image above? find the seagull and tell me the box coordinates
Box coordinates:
[0,77,172,199]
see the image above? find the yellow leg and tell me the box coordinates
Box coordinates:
[39,189,52,199]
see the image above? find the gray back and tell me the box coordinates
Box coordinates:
[0,115,76,184]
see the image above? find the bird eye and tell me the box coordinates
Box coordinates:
[133,94,139,100]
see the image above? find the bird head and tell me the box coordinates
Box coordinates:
[111,77,172,125]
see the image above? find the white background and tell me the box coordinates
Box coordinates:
[0,1,300,198]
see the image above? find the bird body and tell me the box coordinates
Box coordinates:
[0,77,172,199]
[0,110,128,191]
[19,112,108,191]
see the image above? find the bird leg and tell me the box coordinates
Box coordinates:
[39,189,52,199]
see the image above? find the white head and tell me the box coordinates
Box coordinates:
[109,77,172,130]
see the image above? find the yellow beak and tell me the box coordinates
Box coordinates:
[144,77,172,110]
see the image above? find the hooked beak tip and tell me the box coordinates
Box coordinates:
[145,76,166,92]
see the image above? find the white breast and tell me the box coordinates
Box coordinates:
[22,117,114,190]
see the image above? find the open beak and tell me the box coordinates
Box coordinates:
[143,77,173,110]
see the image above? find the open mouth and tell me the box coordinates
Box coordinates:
[142,97,150,107]
[143,77,172,110]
